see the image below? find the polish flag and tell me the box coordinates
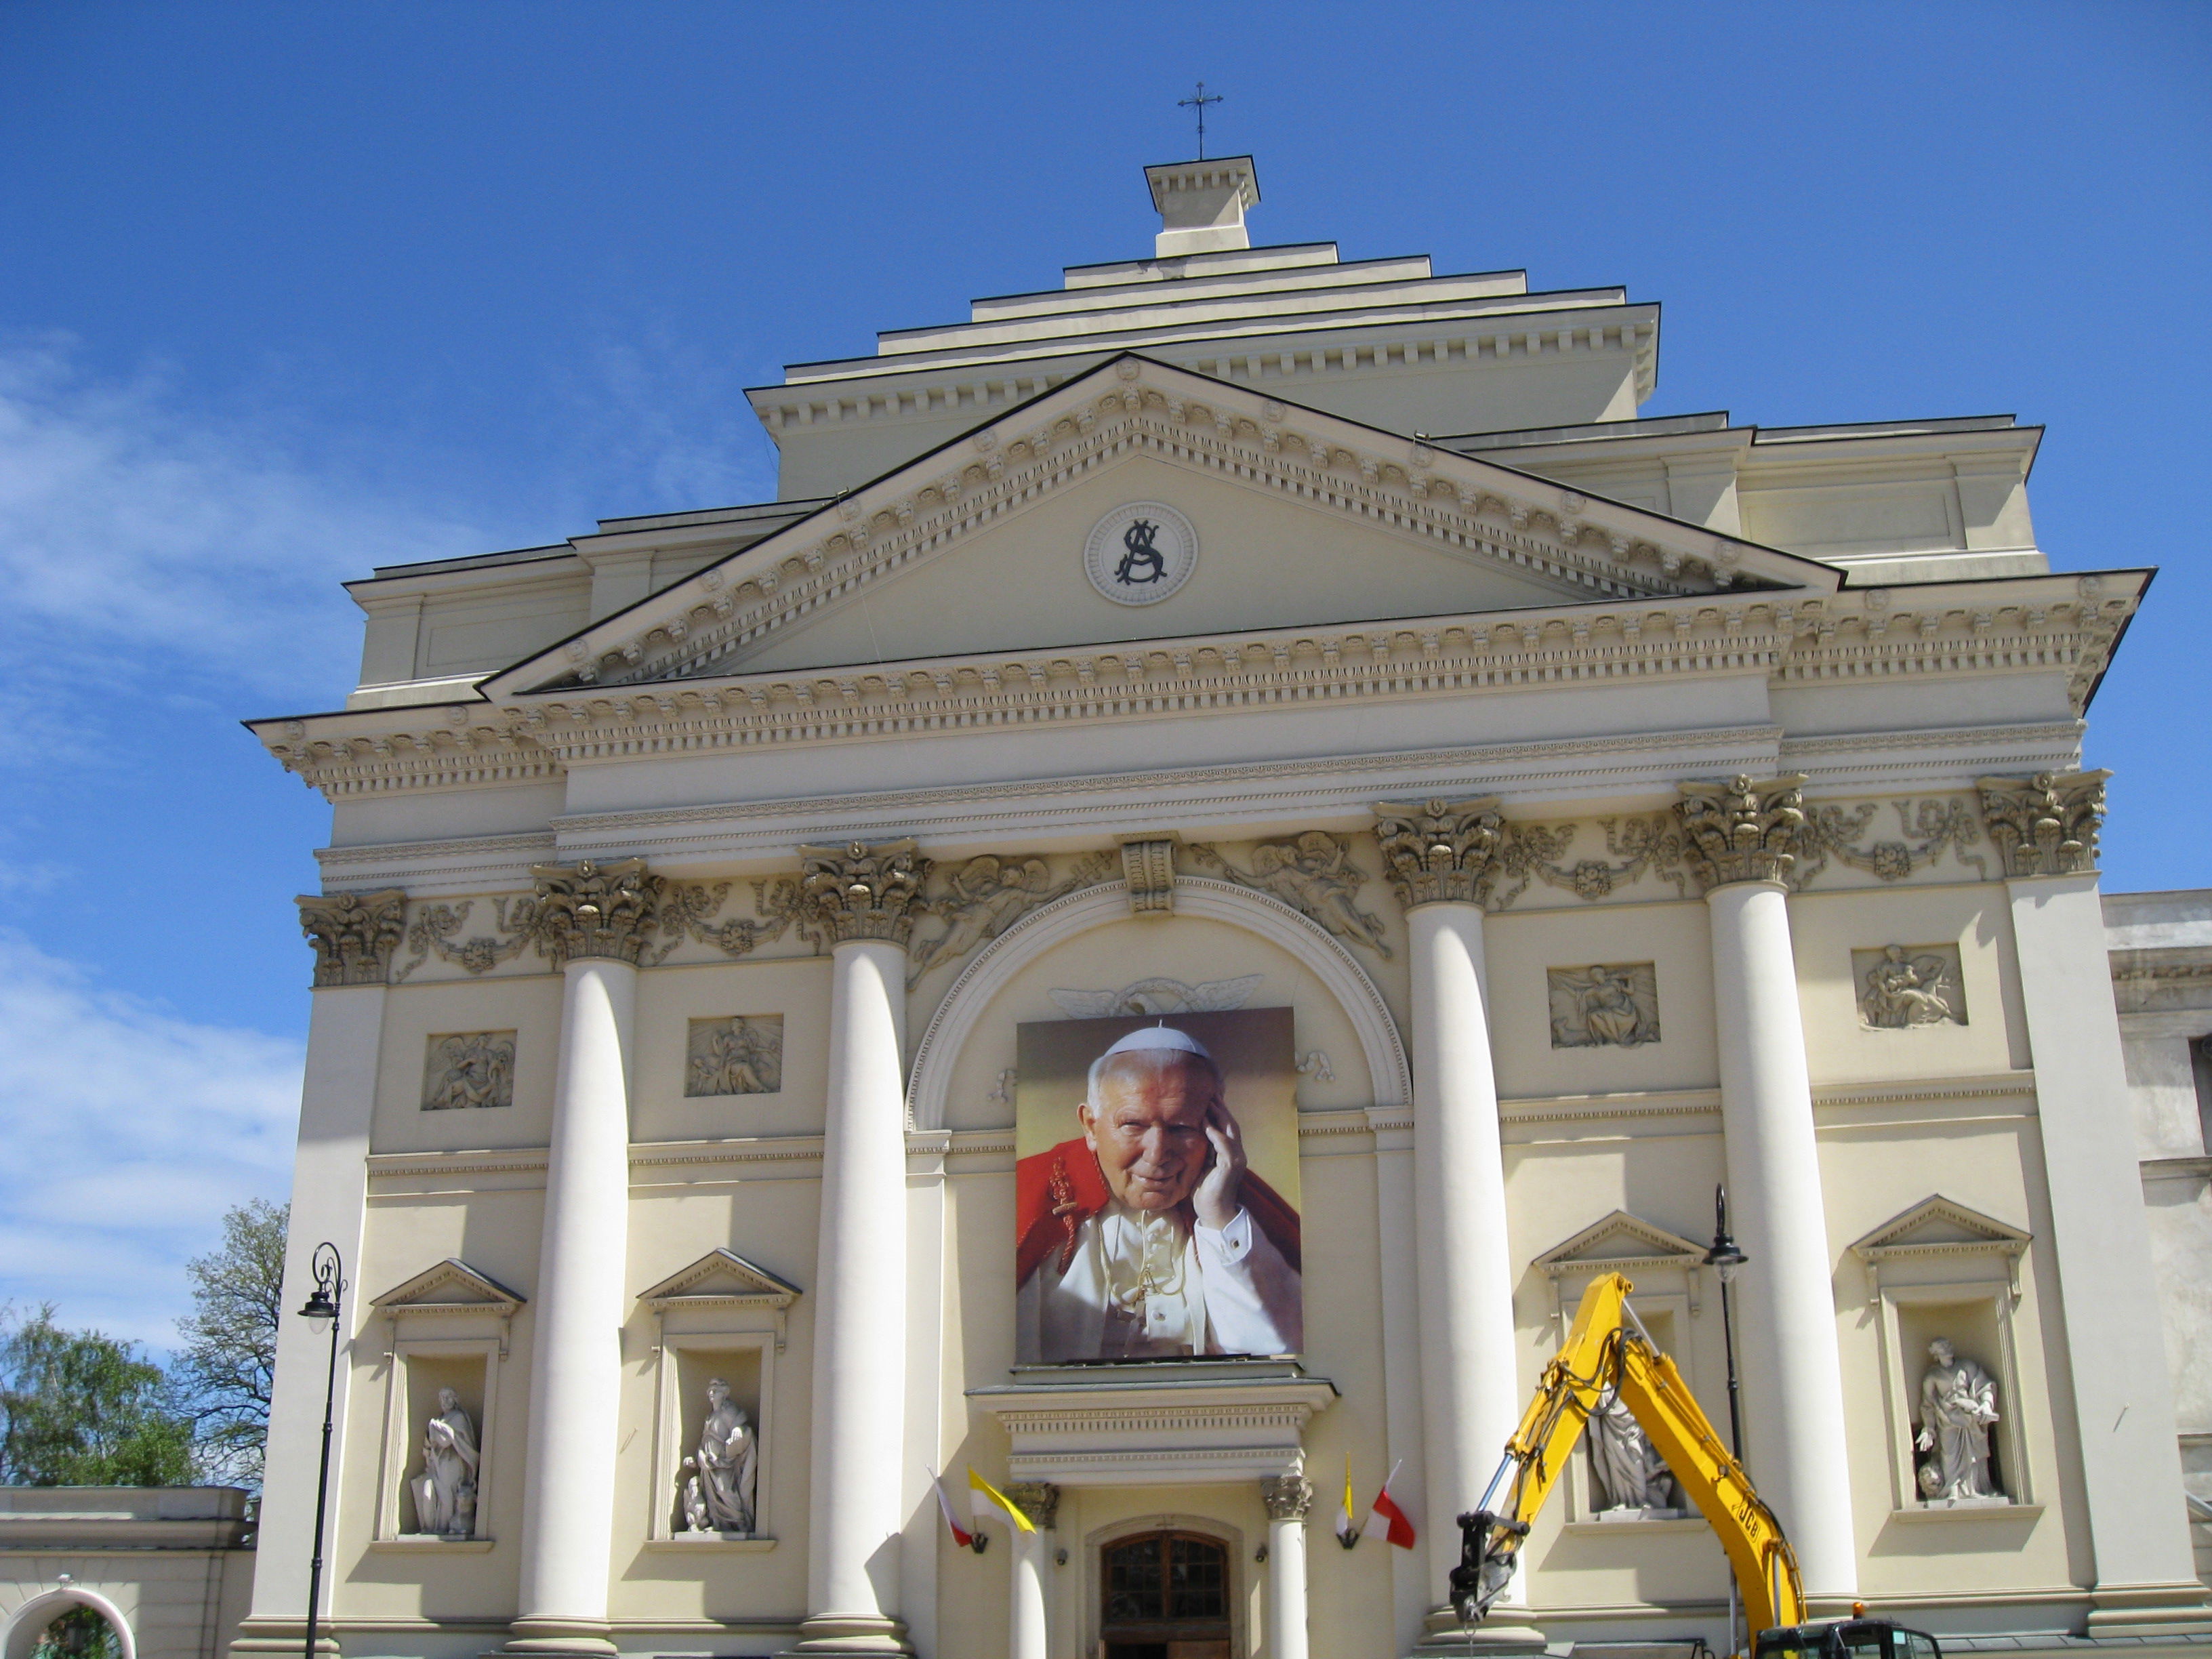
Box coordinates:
[1362,1460,1417,1549]
[927,1469,974,1550]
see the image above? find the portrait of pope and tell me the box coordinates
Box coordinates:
[1015,1019,1303,1364]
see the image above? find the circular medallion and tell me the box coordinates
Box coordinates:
[1084,502,1198,606]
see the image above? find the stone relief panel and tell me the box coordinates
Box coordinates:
[1047,975,1263,1017]
[422,1031,516,1111]
[1548,964,1661,1049]
[685,1015,785,1097]
[1854,944,1967,1029]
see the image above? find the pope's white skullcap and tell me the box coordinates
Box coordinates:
[1087,1023,1216,1101]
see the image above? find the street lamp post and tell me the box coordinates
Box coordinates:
[1702,1184,1748,1462]
[297,1244,345,1659]
[1702,1187,1750,1657]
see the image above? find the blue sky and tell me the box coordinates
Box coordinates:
[1,1,2205,1345]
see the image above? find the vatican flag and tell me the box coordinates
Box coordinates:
[968,1468,1037,1534]
[1336,1454,1358,1545]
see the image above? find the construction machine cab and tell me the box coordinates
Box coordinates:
[1755,1620,1943,1659]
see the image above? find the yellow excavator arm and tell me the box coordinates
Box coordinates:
[1449,1271,1806,1638]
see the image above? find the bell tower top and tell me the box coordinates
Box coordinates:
[1144,157,1261,258]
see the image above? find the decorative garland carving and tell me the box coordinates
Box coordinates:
[1976,770,2108,877]
[296,889,407,987]
[1673,775,1808,890]
[396,897,541,981]
[1185,832,1392,956]
[1793,798,1987,886]
[797,839,930,946]
[653,878,805,964]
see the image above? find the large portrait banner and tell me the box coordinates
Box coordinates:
[1014,1007,1303,1364]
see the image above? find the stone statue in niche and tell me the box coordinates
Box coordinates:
[685,1015,783,1097]
[1588,1382,1681,1516]
[1914,1337,2003,1503]
[1856,945,1967,1029]
[408,1387,480,1536]
[677,1377,758,1535]
[422,1032,515,1111]
[1548,964,1660,1048]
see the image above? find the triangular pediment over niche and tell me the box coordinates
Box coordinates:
[370,1258,526,1314]
[1849,1195,2031,1262]
[1533,1209,1708,1277]
[483,353,1830,699]
[638,1248,802,1312]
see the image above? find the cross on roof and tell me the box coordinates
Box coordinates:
[1178,81,1223,161]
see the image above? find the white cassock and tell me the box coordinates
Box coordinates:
[1018,1196,1303,1361]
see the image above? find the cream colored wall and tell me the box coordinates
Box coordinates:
[1790,884,2031,1083]
[733,455,1587,678]
[630,956,832,1142]
[373,977,563,1155]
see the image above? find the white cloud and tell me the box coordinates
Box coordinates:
[0,929,302,1348]
[0,335,485,710]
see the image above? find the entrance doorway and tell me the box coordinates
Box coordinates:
[1100,1529,1233,1659]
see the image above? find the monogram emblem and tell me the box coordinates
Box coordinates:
[1084,502,1197,605]
[1115,520,1167,586]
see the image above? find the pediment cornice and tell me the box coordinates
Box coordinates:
[479,354,1832,701]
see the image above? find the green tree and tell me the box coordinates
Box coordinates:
[0,1305,194,1486]
[30,1607,123,1659]
[172,1199,286,1486]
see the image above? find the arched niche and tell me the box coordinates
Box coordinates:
[3,1589,136,1659]
[907,876,1408,1132]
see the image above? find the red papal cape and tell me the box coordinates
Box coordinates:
[1015,1136,1303,1287]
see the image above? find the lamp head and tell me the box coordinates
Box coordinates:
[1704,1184,1748,1283]
[298,1284,340,1329]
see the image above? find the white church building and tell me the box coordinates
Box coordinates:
[232,158,2212,1659]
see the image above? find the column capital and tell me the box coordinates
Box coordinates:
[1372,797,1504,908]
[1004,1480,1061,1531]
[1976,770,2109,878]
[1674,775,1807,890]
[295,889,407,987]
[1260,1474,1314,1522]
[528,858,666,966]
[799,839,930,945]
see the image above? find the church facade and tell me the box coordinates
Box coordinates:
[239,159,2211,1659]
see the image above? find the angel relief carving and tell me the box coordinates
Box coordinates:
[1187,832,1393,956]
[905,851,1115,984]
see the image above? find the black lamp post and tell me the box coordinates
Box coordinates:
[1702,1185,1748,1463]
[297,1244,344,1659]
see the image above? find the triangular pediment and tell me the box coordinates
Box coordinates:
[484,354,1830,699]
[1533,1210,1708,1277]
[637,1248,802,1311]
[370,1258,526,1313]
[1849,1195,2030,1262]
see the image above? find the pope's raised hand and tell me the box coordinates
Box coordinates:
[1193,1100,1248,1231]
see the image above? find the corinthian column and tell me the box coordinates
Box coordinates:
[790,840,928,1656]
[1978,773,2207,1633]
[1372,800,1535,1651]
[1261,1475,1314,1659]
[1004,1483,1059,1659]
[1675,779,1856,1605]
[508,860,664,1658]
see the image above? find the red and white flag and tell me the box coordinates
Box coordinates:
[926,1469,975,1550]
[1362,1459,1417,1549]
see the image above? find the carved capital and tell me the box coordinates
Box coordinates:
[1260,1474,1314,1522]
[1976,770,2109,878]
[296,889,407,987]
[528,858,665,966]
[1674,775,1807,890]
[798,839,929,945]
[1004,1480,1061,1532]
[1372,797,1504,907]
